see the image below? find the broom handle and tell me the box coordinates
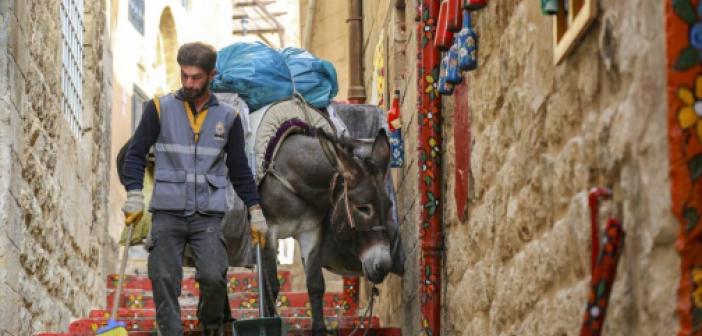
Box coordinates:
[256,243,266,318]
[111,225,133,319]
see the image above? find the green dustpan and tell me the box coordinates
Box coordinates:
[233,243,284,336]
[233,317,283,336]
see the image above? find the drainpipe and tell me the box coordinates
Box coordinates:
[341,0,366,312]
[347,0,366,103]
[417,1,442,335]
[303,0,317,50]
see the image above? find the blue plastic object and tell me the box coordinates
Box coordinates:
[212,42,293,111]
[281,47,338,109]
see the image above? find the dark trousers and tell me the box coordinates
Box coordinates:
[148,212,229,335]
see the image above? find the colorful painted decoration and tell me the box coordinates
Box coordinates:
[439,53,455,95]
[463,0,487,11]
[434,1,454,51]
[458,10,478,71]
[579,218,625,336]
[666,1,702,334]
[447,0,463,32]
[446,44,463,84]
[417,1,443,336]
[541,0,559,15]
[388,90,405,167]
[672,0,702,71]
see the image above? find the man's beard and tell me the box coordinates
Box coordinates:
[183,81,209,100]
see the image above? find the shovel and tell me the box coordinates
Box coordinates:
[96,225,133,336]
[233,242,283,336]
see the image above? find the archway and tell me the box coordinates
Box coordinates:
[155,7,179,94]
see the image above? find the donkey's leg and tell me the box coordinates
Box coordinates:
[261,230,280,317]
[297,229,327,335]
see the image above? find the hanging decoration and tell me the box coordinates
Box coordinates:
[388,90,405,168]
[447,0,463,31]
[453,81,471,222]
[435,1,454,51]
[463,0,487,11]
[666,1,702,335]
[458,10,478,71]
[446,44,463,84]
[371,29,387,108]
[438,53,455,95]
[579,188,625,336]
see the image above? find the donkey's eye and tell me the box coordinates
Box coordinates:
[356,204,373,216]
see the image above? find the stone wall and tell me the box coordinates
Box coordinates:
[300,0,350,101]
[360,1,680,335]
[0,0,112,334]
[356,0,423,333]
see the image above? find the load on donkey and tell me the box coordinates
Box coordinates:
[117,42,405,335]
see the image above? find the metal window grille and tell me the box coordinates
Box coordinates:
[128,0,145,35]
[60,0,84,138]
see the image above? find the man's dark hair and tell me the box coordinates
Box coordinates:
[177,42,217,73]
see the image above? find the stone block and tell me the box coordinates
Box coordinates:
[7,14,26,77]
[6,53,23,112]
[0,284,20,335]
[11,0,25,28]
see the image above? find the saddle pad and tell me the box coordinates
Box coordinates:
[252,98,335,184]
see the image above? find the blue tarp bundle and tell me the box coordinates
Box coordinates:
[281,47,338,109]
[212,42,293,111]
[211,42,338,110]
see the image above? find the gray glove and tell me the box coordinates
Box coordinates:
[250,207,269,247]
[122,189,144,226]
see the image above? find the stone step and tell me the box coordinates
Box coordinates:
[38,327,401,336]
[106,270,292,293]
[88,307,347,320]
[66,316,381,334]
[107,289,356,315]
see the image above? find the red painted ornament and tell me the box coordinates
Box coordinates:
[447,0,463,32]
[434,1,454,51]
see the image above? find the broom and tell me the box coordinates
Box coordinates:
[97,225,133,336]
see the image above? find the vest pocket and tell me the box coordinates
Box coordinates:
[205,174,229,213]
[150,169,187,210]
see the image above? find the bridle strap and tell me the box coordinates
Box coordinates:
[343,178,356,229]
[330,172,356,229]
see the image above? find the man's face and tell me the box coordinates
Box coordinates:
[180,65,215,100]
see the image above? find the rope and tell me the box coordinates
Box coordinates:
[348,281,379,336]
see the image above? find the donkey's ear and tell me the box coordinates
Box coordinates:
[318,130,362,185]
[371,129,391,172]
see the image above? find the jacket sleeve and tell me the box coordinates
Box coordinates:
[123,100,160,191]
[226,115,261,207]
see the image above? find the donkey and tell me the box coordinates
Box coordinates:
[116,128,399,335]
[257,128,396,334]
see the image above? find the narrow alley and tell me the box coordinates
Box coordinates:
[0,1,699,336]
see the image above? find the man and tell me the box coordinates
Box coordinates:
[121,42,268,336]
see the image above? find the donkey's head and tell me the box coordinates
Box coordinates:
[319,129,393,284]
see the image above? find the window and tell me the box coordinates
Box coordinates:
[128,0,145,35]
[553,0,597,64]
[131,86,148,133]
[60,0,84,138]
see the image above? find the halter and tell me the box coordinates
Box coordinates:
[329,171,387,233]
